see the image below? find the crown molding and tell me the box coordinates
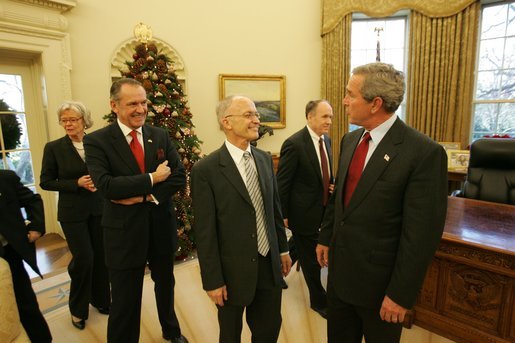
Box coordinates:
[11,0,76,13]
[0,0,75,32]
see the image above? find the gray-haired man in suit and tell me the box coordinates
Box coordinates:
[316,63,447,343]
[191,95,292,343]
[276,99,334,319]
[84,78,188,343]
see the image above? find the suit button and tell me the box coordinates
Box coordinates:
[340,221,344,226]
[251,233,256,238]
[251,258,257,262]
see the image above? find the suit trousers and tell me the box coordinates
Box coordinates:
[107,250,180,343]
[3,245,52,343]
[327,280,402,343]
[292,232,327,309]
[217,254,282,343]
[61,215,110,319]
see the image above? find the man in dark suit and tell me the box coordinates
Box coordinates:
[316,63,448,343]
[0,170,52,343]
[84,78,188,343]
[191,95,292,343]
[276,99,334,318]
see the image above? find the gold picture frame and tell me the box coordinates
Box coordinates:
[447,149,470,171]
[439,141,461,152]
[219,74,286,129]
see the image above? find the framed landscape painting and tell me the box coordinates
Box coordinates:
[219,74,286,128]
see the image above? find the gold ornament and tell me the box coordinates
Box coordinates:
[134,23,153,43]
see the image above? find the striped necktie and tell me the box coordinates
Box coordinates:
[243,151,270,256]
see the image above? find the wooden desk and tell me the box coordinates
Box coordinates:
[272,153,280,173]
[413,197,515,343]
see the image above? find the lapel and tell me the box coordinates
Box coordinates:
[336,129,363,205]
[142,125,157,172]
[251,146,271,202]
[302,128,323,185]
[63,135,85,164]
[219,144,253,206]
[323,133,334,181]
[109,123,141,175]
[344,119,404,216]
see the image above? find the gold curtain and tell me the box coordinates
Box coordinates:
[322,0,476,35]
[407,2,480,145]
[321,15,351,167]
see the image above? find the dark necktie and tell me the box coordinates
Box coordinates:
[344,132,371,207]
[129,130,145,173]
[243,152,270,256]
[319,138,330,206]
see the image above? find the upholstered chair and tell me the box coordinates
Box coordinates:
[0,258,30,342]
[457,138,515,205]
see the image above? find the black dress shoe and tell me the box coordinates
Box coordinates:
[311,307,328,319]
[94,306,110,315]
[71,317,86,330]
[163,334,189,343]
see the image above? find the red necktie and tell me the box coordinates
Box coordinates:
[344,132,371,207]
[319,138,330,206]
[129,130,145,173]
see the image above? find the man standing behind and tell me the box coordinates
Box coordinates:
[84,78,188,343]
[0,170,52,343]
[276,99,334,318]
[316,63,447,343]
[191,95,292,343]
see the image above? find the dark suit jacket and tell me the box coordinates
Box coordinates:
[319,118,448,309]
[0,170,45,276]
[40,135,103,222]
[191,144,289,306]
[276,127,333,235]
[83,123,185,269]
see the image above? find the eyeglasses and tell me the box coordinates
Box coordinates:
[225,112,261,120]
[59,117,82,125]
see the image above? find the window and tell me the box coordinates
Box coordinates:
[0,73,35,189]
[472,2,515,140]
[350,15,409,130]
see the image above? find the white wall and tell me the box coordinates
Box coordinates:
[63,0,322,154]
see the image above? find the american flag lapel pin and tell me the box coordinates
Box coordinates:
[384,154,390,162]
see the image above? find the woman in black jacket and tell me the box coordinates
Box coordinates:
[40,101,110,330]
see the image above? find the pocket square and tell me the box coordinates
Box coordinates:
[157,148,165,160]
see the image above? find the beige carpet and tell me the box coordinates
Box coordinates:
[33,258,454,343]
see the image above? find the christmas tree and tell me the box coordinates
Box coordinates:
[105,41,202,260]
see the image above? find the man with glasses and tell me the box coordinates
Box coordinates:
[191,95,292,342]
[84,78,188,343]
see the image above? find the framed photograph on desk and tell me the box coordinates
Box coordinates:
[447,149,470,171]
[439,141,461,152]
